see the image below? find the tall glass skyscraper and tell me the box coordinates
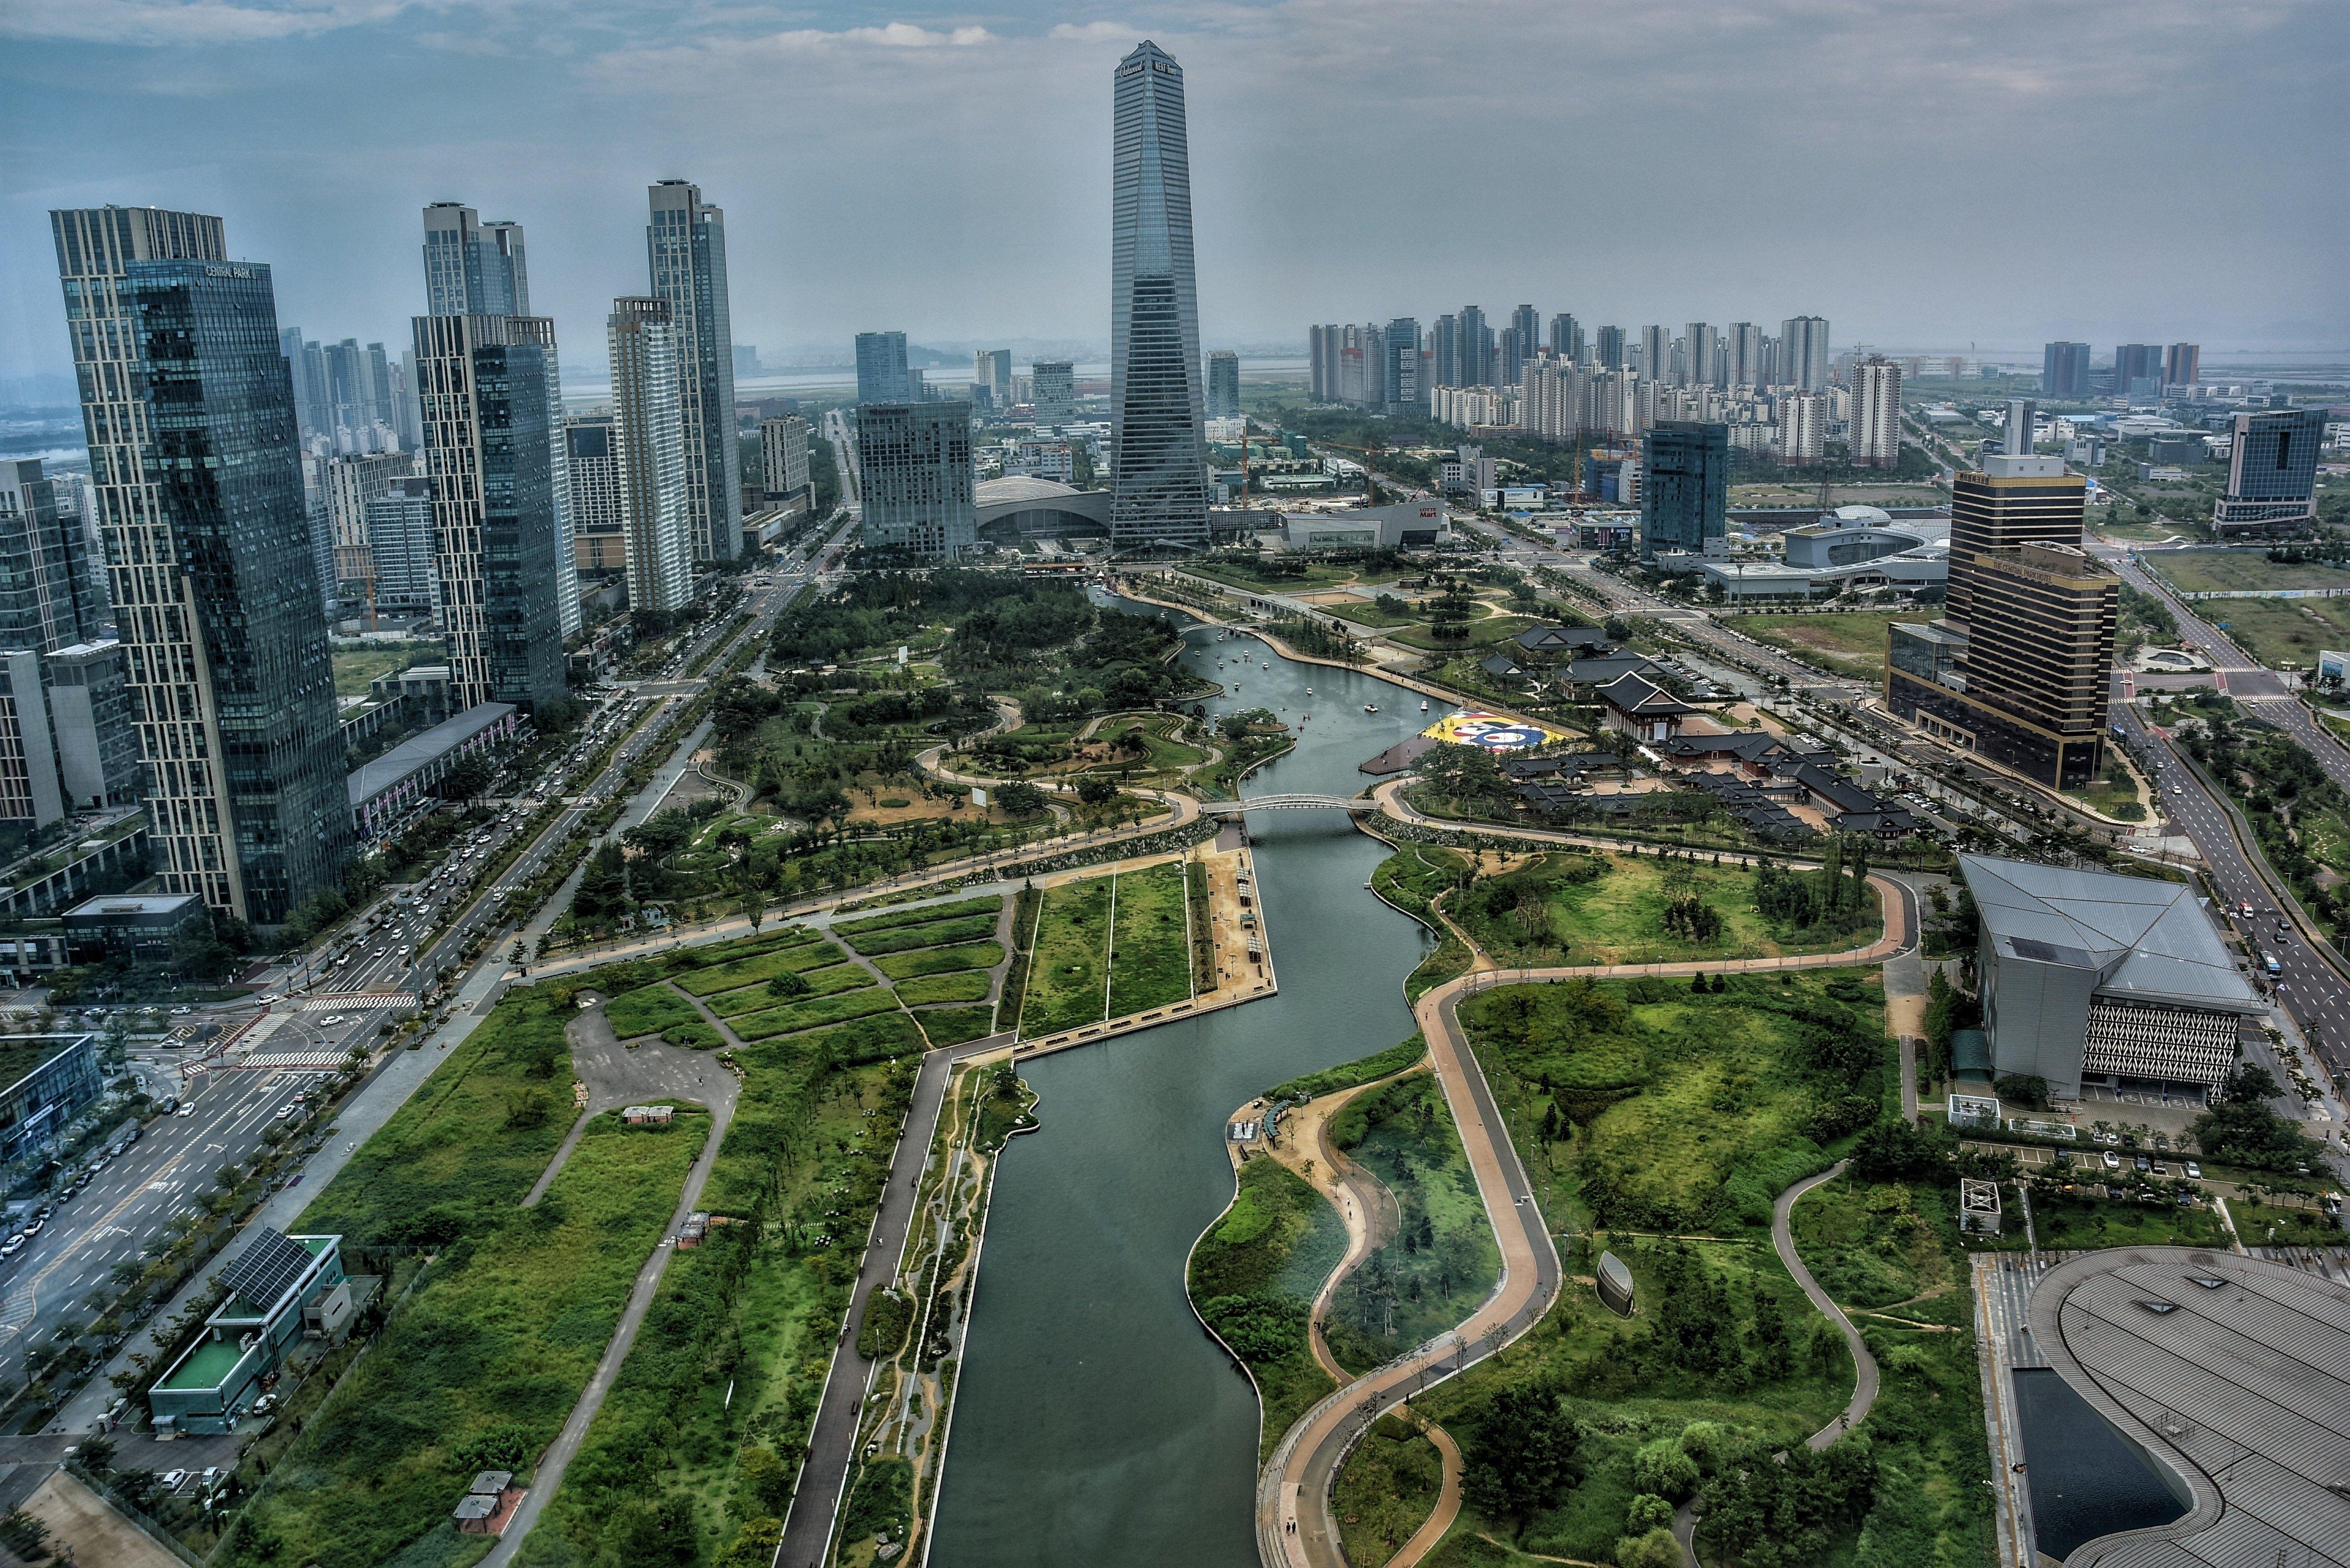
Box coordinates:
[51,207,352,924]
[1109,41,1209,549]
[647,180,741,562]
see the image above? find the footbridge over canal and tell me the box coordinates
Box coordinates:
[1197,794,1379,816]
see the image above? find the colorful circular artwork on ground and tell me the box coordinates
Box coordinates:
[1419,710,1570,752]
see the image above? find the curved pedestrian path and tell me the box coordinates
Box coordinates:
[1772,1161,1881,1449]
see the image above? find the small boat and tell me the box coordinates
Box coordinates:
[1305,687,1314,696]
[1420,700,1429,712]
[1363,704,1379,714]
[1261,662,1270,670]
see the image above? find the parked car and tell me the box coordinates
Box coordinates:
[2103,1151,2121,1170]
[160,1469,187,1491]
[2134,1156,2152,1172]
[2185,1161,2202,1180]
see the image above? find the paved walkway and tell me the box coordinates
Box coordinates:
[1771,1162,1880,1449]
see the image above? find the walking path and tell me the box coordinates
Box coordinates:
[1771,1162,1880,1450]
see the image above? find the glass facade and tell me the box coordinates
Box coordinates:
[126,261,353,924]
[1640,421,1727,559]
[1109,41,1209,549]
[856,402,975,557]
[647,181,741,562]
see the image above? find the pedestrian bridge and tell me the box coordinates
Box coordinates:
[1199,793,1379,816]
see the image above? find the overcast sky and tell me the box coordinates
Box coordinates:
[3,0,2346,383]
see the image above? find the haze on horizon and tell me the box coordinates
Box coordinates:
[2,0,2346,384]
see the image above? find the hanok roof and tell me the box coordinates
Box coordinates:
[1514,625,1614,656]
[1566,653,1660,685]
[1479,652,1526,679]
[1795,764,1883,816]
[1597,672,1692,717]
[1960,854,2262,1014]
[1663,731,1790,765]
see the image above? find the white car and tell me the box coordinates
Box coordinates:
[0,1237,23,1258]
[275,1104,296,1120]
[176,1103,195,1117]
[160,1469,188,1491]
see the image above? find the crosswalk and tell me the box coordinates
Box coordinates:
[300,993,415,1012]
[0,1286,33,1340]
[235,1048,351,1070]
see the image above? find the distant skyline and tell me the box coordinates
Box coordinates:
[4,0,2346,384]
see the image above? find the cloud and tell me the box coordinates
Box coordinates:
[1049,20,1143,42]
[0,0,417,45]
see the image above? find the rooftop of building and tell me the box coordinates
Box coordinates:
[347,701,517,806]
[0,1036,89,1098]
[1960,854,2262,1014]
[973,475,1082,506]
[62,892,203,920]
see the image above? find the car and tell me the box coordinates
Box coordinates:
[275,1104,296,1120]
[2103,1150,2121,1170]
[2150,1161,2168,1177]
[177,1102,195,1117]
[199,1466,220,1491]
[33,1205,50,1221]
[160,1469,187,1491]
[2185,1161,2203,1179]
[169,1005,191,1016]
[1,1238,23,1258]
[2134,1156,2152,1172]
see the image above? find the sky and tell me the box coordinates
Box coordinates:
[2,0,2346,386]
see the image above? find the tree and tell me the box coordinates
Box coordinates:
[1631,1436,1700,1501]
[2190,1063,2309,1172]
[1461,1384,1581,1524]
[996,781,1047,818]
[1076,776,1119,808]
[438,753,496,804]
[1615,1527,1683,1568]
[766,971,811,999]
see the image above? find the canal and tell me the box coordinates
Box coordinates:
[928,605,1446,1565]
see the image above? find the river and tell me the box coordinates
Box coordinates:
[927,602,1446,1565]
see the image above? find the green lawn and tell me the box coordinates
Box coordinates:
[2149,551,2350,595]
[836,913,1001,956]
[703,963,875,1017]
[832,895,1003,937]
[2230,1199,2342,1247]
[1089,715,1209,774]
[915,1005,998,1047]
[670,932,844,996]
[1370,845,1477,1002]
[603,982,702,1040]
[1452,851,1881,967]
[1107,860,1193,1016]
[1323,1074,1501,1374]
[1389,613,1543,652]
[892,971,994,1005]
[2194,595,2350,671]
[1320,599,1423,629]
[1188,1157,1348,1464]
[729,986,906,1041]
[1788,1175,1959,1310]
[871,941,1003,980]
[1020,878,1112,1034]
[2033,1194,2228,1250]
[1335,1415,1446,1568]
[330,639,441,699]
[1744,611,1908,683]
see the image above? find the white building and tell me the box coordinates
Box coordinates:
[607,298,692,615]
[1848,358,1903,468]
[760,415,810,509]
[1777,392,1827,465]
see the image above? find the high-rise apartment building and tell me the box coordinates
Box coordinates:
[51,206,351,923]
[420,203,576,637]
[1206,350,1241,418]
[566,415,626,574]
[0,461,105,657]
[412,313,566,711]
[1308,326,1340,403]
[1108,41,1209,548]
[1510,305,1540,366]
[326,452,418,599]
[1848,357,1903,468]
[1458,307,1492,387]
[1777,393,1827,465]
[1778,316,1830,391]
[856,402,975,557]
[1432,315,1461,389]
[363,477,441,614]
[2164,343,2201,387]
[2113,343,2162,400]
[1594,326,1625,372]
[648,180,741,563]
[2004,397,2038,457]
[607,297,692,616]
[1032,360,1076,424]
[1384,319,1422,411]
[2215,409,2323,535]
[1522,359,1585,444]
[762,416,811,508]
[1683,323,1718,389]
[1548,314,1584,364]
[1640,422,1729,559]
[857,331,912,405]
[1638,326,1670,384]
[974,348,1012,407]
[1726,323,1764,388]
[2041,341,2091,400]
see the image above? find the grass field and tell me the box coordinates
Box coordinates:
[892,971,994,1005]
[1107,860,1193,1014]
[871,941,1003,980]
[236,977,709,1568]
[2032,1194,2229,1250]
[2230,1199,2342,1246]
[1389,613,1543,653]
[1453,851,1881,968]
[1789,1174,1958,1310]
[2194,595,2350,671]
[832,895,1003,937]
[1020,877,1112,1034]
[603,982,702,1039]
[1334,1415,1445,1568]
[703,963,876,1017]
[670,932,842,996]
[836,913,1001,955]
[1743,611,1908,682]
[1089,715,1209,774]
[1323,1073,1500,1374]
[915,1005,997,1047]
[729,986,906,1041]
[330,638,441,699]
[1188,1157,1348,1464]
[2148,551,2350,595]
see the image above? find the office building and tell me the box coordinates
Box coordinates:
[606,297,692,615]
[1640,422,1728,559]
[421,204,576,637]
[1778,316,1830,391]
[412,313,566,711]
[2113,343,2162,400]
[45,640,141,810]
[1308,325,1340,403]
[647,180,741,564]
[857,331,912,405]
[1946,453,2087,621]
[1960,854,2263,1098]
[422,202,528,317]
[1777,393,1826,465]
[856,402,975,557]
[2164,342,2201,387]
[2004,397,2037,457]
[0,463,131,820]
[1206,350,1241,418]
[1032,360,1076,424]
[1108,40,1210,549]
[1384,318,1422,411]
[566,416,625,574]
[761,415,811,509]
[975,348,1012,407]
[325,452,417,599]
[2215,408,2323,535]
[51,206,352,923]
[0,461,105,656]
[1594,325,1625,372]
[362,478,440,614]
[1848,356,1902,468]
[2042,341,2090,400]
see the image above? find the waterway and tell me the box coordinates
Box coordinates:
[928,605,1448,1565]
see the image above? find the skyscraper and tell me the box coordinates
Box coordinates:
[1432,315,1461,389]
[1638,326,1670,383]
[363,478,441,614]
[421,203,577,636]
[1726,323,1764,388]
[1206,350,1241,418]
[1548,314,1583,363]
[857,332,912,405]
[1109,40,1209,549]
[1511,305,1540,364]
[607,297,692,616]
[647,179,742,562]
[1384,319,1422,411]
[1594,325,1625,372]
[2041,341,2090,400]
[1641,423,1729,559]
[51,206,352,923]
[412,313,566,711]
[1683,323,1717,389]
[1032,361,1076,424]
[1308,326,1340,403]
[1945,454,2087,623]
[2164,343,2201,387]
[1458,306,1492,386]
[566,416,626,574]
[1848,357,1903,468]
[762,416,811,508]
[856,403,975,557]
[1778,316,1830,391]
[2215,409,2323,535]
[2114,343,2162,400]
[1777,394,1827,465]
[974,348,1013,407]
[327,451,419,598]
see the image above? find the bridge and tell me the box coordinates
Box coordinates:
[1197,793,1379,816]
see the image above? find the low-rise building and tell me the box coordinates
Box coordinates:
[346,701,521,840]
[61,892,207,964]
[1277,499,1449,551]
[151,1229,351,1436]
[1597,672,1691,743]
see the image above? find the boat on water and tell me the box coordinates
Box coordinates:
[1363,704,1379,713]
[1305,687,1314,696]
[1421,700,1429,711]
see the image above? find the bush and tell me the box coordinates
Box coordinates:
[1615,1526,1684,1568]
[1632,1436,1700,1501]
[1626,1493,1676,1533]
